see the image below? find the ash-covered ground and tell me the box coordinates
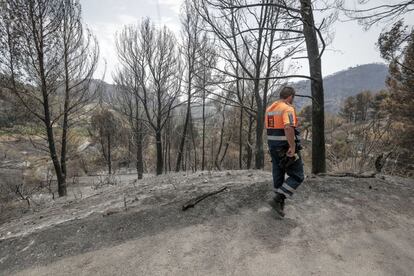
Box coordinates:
[0,170,413,275]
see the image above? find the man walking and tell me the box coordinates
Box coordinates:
[265,86,304,217]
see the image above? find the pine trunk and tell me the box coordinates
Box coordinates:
[300,0,326,174]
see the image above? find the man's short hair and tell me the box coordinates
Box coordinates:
[279,86,296,99]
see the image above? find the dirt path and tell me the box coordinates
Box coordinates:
[1,171,413,275]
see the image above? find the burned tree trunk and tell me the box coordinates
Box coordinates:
[300,0,326,174]
[246,114,255,170]
[239,105,244,169]
[156,130,163,175]
[136,132,144,179]
[176,98,191,172]
[135,104,144,179]
[107,134,112,175]
[202,93,207,171]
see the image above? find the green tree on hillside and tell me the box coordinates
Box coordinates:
[340,96,356,123]
[355,91,372,122]
[379,22,414,164]
[340,91,376,123]
[370,90,389,119]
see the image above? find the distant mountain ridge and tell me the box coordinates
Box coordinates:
[293,63,389,113]
[93,63,389,115]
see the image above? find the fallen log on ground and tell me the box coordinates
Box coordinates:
[317,172,376,178]
[182,187,228,211]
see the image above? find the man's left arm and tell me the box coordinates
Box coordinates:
[284,126,296,157]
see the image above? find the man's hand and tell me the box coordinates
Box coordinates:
[287,146,295,157]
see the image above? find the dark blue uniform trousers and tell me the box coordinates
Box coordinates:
[270,149,304,197]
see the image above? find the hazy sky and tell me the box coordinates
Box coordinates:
[80,0,413,83]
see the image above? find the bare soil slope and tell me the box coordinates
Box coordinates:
[0,171,413,275]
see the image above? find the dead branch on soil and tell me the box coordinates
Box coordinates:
[182,187,228,211]
[317,172,376,178]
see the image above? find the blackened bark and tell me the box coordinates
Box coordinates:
[176,98,191,172]
[202,91,206,171]
[127,139,131,168]
[252,6,266,170]
[163,124,168,173]
[60,41,70,185]
[156,130,163,175]
[237,76,244,170]
[190,114,198,171]
[136,121,144,179]
[60,94,69,181]
[246,115,254,169]
[38,39,66,197]
[254,85,265,169]
[239,106,243,169]
[107,134,112,175]
[136,138,143,179]
[215,105,227,170]
[300,0,326,174]
[167,136,171,172]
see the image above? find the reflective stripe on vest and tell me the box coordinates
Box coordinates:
[268,135,288,141]
[268,135,300,141]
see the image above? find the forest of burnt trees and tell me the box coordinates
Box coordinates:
[0,0,413,200]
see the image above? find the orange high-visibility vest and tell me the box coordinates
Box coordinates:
[265,100,299,145]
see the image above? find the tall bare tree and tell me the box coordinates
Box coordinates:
[113,69,147,179]
[300,0,326,173]
[194,34,217,171]
[1,0,64,196]
[60,0,99,188]
[175,0,203,172]
[116,19,182,175]
[0,0,98,196]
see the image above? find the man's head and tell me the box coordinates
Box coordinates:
[279,86,295,104]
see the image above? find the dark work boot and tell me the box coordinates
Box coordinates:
[268,193,286,217]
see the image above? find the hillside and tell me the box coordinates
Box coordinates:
[293,63,388,113]
[1,170,413,275]
[7,63,386,119]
